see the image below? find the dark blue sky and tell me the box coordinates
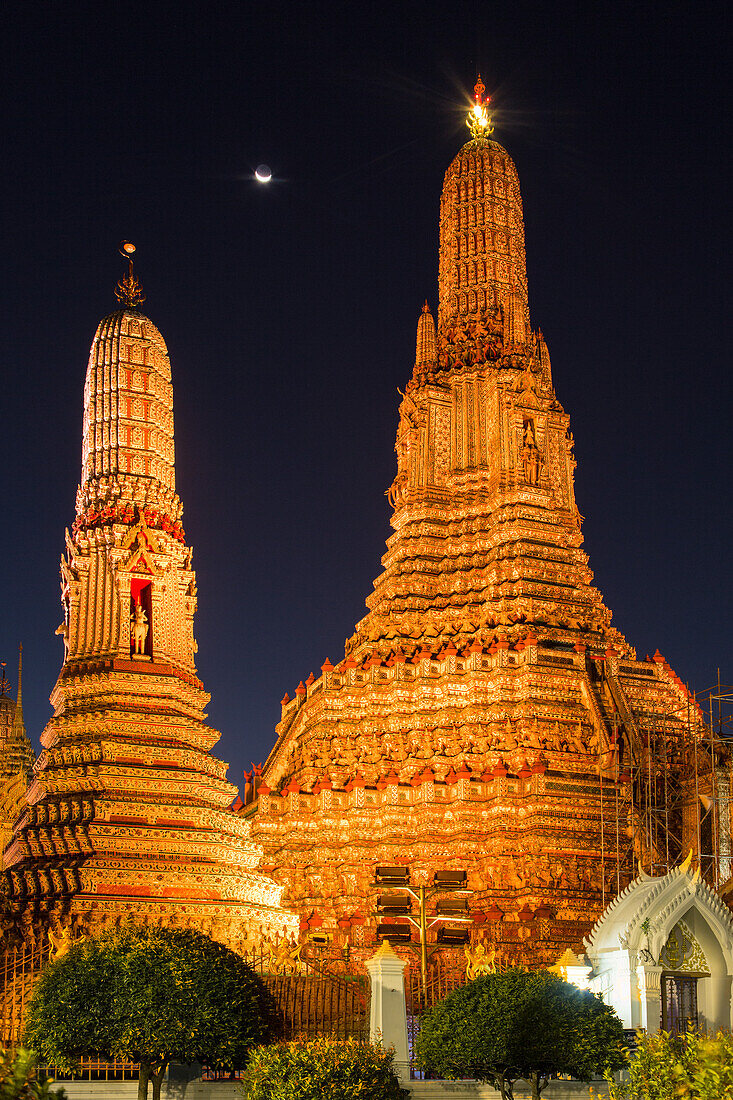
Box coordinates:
[2,1,730,790]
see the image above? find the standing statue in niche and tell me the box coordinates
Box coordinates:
[521,421,541,485]
[130,601,149,655]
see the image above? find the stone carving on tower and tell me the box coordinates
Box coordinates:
[2,246,296,949]
[249,82,731,965]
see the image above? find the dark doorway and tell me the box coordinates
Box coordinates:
[662,974,697,1033]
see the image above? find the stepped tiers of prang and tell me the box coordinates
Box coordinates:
[249,92,730,965]
[2,259,296,949]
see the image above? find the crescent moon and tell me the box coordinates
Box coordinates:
[255,165,272,183]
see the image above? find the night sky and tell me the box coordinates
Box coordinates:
[2,1,730,793]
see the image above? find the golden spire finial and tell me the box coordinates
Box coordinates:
[415,300,436,369]
[467,74,494,140]
[115,241,145,309]
[16,644,22,708]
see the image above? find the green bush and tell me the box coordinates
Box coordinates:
[416,968,626,1100]
[606,1029,733,1100]
[24,927,270,1100]
[239,1038,408,1100]
[0,1048,65,1100]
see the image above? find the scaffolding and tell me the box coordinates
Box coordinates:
[596,666,733,904]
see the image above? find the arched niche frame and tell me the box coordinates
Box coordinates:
[114,518,164,661]
[585,864,733,1034]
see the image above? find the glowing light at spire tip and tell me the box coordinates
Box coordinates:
[467,74,494,139]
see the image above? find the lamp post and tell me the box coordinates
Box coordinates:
[373,866,473,1004]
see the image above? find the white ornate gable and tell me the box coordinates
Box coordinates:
[584,863,733,1032]
[585,863,733,972]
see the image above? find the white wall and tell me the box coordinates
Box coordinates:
[58,1077,610,1100]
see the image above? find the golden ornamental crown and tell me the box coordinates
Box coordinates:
[467,75,494,139]
[115,241,145,308]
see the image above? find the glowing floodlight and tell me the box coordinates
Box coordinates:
[549,948,593,991]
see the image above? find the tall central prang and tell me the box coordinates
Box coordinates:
[373,76,604,657]
[249,83,728,965]
[3,248,296,949]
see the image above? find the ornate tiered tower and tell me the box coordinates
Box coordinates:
[0,651,35,867]
[250,84,730,964]
[3,249,296,948]
[0,650,34,785]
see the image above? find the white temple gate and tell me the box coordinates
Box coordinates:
[585,862,733,1033]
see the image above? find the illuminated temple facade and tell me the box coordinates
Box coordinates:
[250,88,732,964]
[2,260,296,949]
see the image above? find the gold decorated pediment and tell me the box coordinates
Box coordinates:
[117,520,163,576]
[120,517,162,555]
[121,544,158,576]
[660,920,709,975]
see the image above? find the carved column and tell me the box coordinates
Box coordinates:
[716,767,732,883]
[115,572,132,658]
[636,963,663,1033]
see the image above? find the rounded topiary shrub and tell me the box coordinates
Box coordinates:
[416,968,626,1099]
[239,1037,408,1100]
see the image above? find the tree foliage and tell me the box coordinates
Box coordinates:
[240,1038,408,1100]
[415,968,627,1100]
[23,927,270,1100]
[0,1048,65,1100]
[605,1029,733,1100]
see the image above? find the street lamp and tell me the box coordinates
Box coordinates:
[375,890,413,943]
[373,866,473,1003]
